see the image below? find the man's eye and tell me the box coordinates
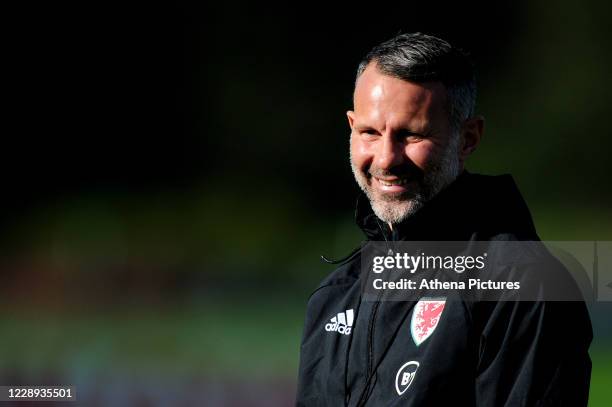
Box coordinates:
[361,129,378,136]
[402,131,425,141]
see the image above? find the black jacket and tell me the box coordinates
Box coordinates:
[296,172,592,406]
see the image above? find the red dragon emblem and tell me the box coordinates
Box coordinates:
[410,299,446,346]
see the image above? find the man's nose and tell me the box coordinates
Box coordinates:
[376,135,405,170]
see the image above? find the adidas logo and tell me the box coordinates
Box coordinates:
[325,309,354,335]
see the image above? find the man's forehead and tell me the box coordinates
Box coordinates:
[353,64,447,111]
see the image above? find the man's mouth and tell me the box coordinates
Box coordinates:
[371,176,413,193]
[375,177,410,187]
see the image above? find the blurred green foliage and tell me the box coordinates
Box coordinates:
[2,0,612,404]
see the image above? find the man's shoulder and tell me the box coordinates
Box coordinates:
[300,250,363,340]
[314,249,362,292]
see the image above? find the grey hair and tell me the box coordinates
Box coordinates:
[356,33,476,134]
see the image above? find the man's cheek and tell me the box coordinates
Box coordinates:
[407,143,437,170]
[350,146,369,171]
[357,142,376,165]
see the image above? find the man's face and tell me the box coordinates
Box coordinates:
[348,63,463,225]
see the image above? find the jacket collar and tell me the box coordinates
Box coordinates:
[355,171,538,241]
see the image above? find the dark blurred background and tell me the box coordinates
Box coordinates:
[2,2,612,406]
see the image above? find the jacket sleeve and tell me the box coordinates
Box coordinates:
[474,300,592,406]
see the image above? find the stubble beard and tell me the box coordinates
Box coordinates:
[350,135,462,225]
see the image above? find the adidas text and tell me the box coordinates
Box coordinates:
[325,309,354,335]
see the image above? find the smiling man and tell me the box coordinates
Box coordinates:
[296,33,591,406]
[348,66,479,225]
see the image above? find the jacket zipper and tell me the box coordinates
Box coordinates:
[354,219,391,406]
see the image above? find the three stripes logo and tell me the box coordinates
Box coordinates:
[325,309,354,335]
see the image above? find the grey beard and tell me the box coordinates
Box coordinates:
[350,136,461,225]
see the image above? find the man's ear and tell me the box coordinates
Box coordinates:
[347,110,356,130]
[460,115,484,161]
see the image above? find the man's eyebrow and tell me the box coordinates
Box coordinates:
[397,122,434,136]
[353,121,374,128]
[397,127,431,136]
[353,123,380,132]
[353,122,433,135]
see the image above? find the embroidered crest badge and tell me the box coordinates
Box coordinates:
[410,298,446,346]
